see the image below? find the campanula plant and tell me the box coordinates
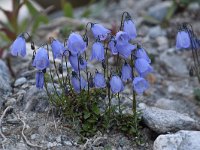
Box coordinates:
[10,12,153,139]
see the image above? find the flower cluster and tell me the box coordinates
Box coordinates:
[10,12,153,96]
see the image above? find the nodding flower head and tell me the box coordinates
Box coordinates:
[123,18,137,40]
[121,62,132,82]
[136,48,151,63]
[51,39,67,59]
[176,30,191,49]
[36,71,44,89]
[108,38,118,55]
[71,72,87,93]
[10,34,26,57]
[90,42,104,61]
[115,31,130,45]
[110,75,124,94]
[67,32,86,56]
[91,23,111,41]
[133,77,149,95]
[69,54,87,72]
[135,58,153,77]
[32,47,50,70]
[94,71,106,88]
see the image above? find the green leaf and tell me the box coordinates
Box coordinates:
[83,111,91,119]
[92,105,100,115]
[31,15,48,34]
[63,2,73,18]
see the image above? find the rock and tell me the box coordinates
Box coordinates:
[24,86,49,112]
[156,36,169,51]
[159,51,188,76]
[0,60,11,96]
[47,142,57,148]
[148,26,166,39]
[14,77,27,87]
[154,130,200,150]
[139,103,200,133]
[147,1,172,21]
[63,141,73,146]
[188,2,200,12]
[5,98,16,107]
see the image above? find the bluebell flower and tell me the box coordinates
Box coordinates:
[69,54,87,72]
[35,71,44,89]
[71,72,87,93]
[110,75,124,94]
[136,48,151,63]
[32,47,50,70]
[133,77,149,95]
[67,32,86,56]
[176,30,191,49]
[108,38,118,55]
[123,19,137,40]
[51,39,67,59]
[121,62,132,82]
[135,58,153,77]
[90,42,104,61]
[10,35,26,57]
[91,23,111,41]
[93,72,106,88]
[115,31,136,58]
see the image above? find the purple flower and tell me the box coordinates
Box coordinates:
[133,77,149,95]
[32,47,50,70]
[36,71,44,89]
[69,54,87,72]
[176,30,191,49]
[10,35,26,57]
[123,19,137,40]
[115,31,136,58]
[51,39,67,59]
[90,42,104,61]
[135,58,153,77]
[136,48,151,63]
[67,32,86,56]
[121,62,132,82]
[71,72,87,93]
[94,72,106,88]
[108,38,118,55]
[110,75,124,94]
[91,23,111,41]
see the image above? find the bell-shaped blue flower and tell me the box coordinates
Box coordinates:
[121,62,132,82]
[108,38,118,55]
[32,47,50,70]
[90,42,104,61]
[136,48,151,63]
[135,58,153,77]
[51,39,67,59]
[69,54,87,72]
[133,77,149,95]
[10,35,26,57]
[67,32,86,56]
[93,72,106,88]
[123,19,137,40]
[91,23,111,41]
[176,30,191,49]
[115,31,130,45]
[35,71,44,89]
[110,75,124,94]
[71,72,87,93]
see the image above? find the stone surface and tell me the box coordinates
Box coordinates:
[0,60,11,96]
[147,1,172,21]
[148,26,166,39]
[139,103,200,133]
[14,77,27,87]
[154,130,200,150]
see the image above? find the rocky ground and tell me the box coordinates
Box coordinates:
[0,0,200,150]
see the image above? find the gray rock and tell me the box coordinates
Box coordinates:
[148,26,166,39]
[24,86,49,112]
[139,103,200,133]
[63,141,73,146]
[156,36,169,51]
[14,77,27,87]
[148,1,172,21]
[5,98,16,107]
[0,60,11,96]
[188,2,200,11]
[154,130,200,150]
[159,51,188,76]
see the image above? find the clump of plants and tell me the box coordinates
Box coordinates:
[10,12,153,142]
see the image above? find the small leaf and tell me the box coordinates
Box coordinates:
[62,2,73,18]
[83,111,91,119]
[92,105,100,115]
